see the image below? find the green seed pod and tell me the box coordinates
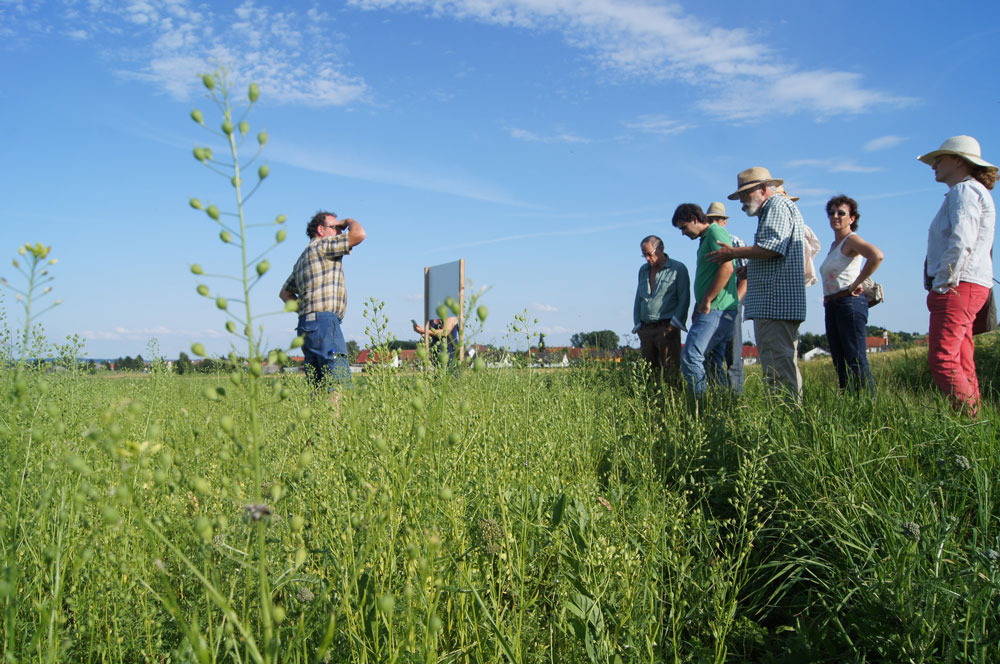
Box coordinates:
[459,400,471,415]
[190,109,203,124]
[225,320,236,334]
[216,296,227,310]
[258,165,269,179]
[299,449,313,466]
[474,357,486,372]
[249,360,261,377]
[429,615,443,634]
[248,82,260,102]
[197,284,209,296]
[219,230,231,243]
[291,335,304,348]
[258,131,268,146]
[238,121,249,136]
[256,259,270,276]
[193,147,207,162]
[279,387,290,399]
[275,214,286,224]
[220,415,234,433]
[192,343,207,356]
[102,506,121,525]
[415,425,427,440]
[376,594,394,614]
[202,386,218,401]
[439,486,453,501]
[409,396,424,412]
[445,296,459,315]
[153,469,167,484]
[436,304,448,320]
[271,605,286,624]
[477,305,488,322]
[190,264,204,275]
[222,120,234,135]
[294,546,307,567]
[206,205,220,220]
[230,176,241,188]
[299,407,312,420]
[267,350,278,364]
[202,73,215,90]
[190,198,204,210]
[276,229,287,243]
[291,515,305,532]
[270,484,283,502]
[448,432,460,445]
[374,437,388,453]
[278,350,288,364]
[229,372,241,387]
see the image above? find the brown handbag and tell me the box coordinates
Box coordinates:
[973,287,997,335]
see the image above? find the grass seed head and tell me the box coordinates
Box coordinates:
[189,198,203,210]
[258,131,268,146]
[190,109,203,124]
[258,165,269,179]
[202,73,215,90]
[190,264,204,275]
[197,284,209,296]
[248,82,260,102]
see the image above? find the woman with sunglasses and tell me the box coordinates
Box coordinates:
[819,195,884,394]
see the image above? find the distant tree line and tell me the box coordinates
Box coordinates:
[570,330,620,350]
[797,326,924,357]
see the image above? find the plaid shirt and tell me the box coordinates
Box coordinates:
[744,195,807,321]
[281,234,352,318]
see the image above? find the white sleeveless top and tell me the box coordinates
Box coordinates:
[819,233,863,297]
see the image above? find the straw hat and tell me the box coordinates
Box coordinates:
[727,167,783,200]
[776,185,800,202]
[705,202,728,219]
[918,135,996,170]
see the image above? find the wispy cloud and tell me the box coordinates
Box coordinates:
[787,158,884,174]
[533,303,559,312]
[80,325,226,341]
[14,1,369,106]
[272,139,543,208]
[510,127,590,144]
[865,135,905,152]
[623,114,692,136]
[435,218,656,251]
[350,0,914,121]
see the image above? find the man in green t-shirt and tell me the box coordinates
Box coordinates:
[671,203,739,396]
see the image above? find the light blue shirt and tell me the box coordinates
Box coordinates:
[926,177,995,293]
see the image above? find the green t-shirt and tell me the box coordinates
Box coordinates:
[694,223,738,311]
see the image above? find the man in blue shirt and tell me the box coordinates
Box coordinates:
[633,235,690,383]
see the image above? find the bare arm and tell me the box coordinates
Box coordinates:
[279,288,297,303]
[842,234,885,295]
[338,218,367,248]
[707,241,781,264]
[696,261,734,315]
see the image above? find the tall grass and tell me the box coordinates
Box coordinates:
[1,335,998,662]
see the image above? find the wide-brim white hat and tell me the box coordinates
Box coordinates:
[918,135,996,170]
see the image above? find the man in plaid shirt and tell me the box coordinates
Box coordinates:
[280,211,367,389]
[709,168,806,403]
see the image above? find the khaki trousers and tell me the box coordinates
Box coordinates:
[638,322,682,384]
[754,319,802,403]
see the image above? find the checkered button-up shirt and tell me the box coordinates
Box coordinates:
[281,234,352,318]
[744,195,807,321]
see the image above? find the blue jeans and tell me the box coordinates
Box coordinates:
[824,295,874,395]
[681,309,737,396]
[297,312,351,390]
[724,302,744,394]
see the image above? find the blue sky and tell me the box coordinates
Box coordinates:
[2,0,998,359]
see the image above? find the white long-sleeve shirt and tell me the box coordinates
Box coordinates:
[925,177,995,293]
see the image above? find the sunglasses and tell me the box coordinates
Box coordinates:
[827,210,850,218]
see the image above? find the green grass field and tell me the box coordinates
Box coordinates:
[2,338,999,663]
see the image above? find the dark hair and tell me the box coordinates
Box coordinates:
[671,203,707,227]
[971,165,998,191]
[307,210,337,239]
[825,195,860,231]
[640,235,663,252]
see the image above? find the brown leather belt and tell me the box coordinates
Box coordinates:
[823,290,854,305]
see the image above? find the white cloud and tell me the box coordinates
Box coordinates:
[350,0,913,121]
[510,127,590,144]
[865,135,905,152]
[787,158,883,174]
[46,1,370,106]
[623,114,692,136]
[533,303,559,312]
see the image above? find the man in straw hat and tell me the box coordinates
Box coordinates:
[705,201,748,394]
[708,167,806,403]
[919,135,997,416]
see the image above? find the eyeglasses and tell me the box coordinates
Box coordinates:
[827,210,849,218]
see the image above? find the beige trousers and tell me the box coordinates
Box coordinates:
[754,319,803,403]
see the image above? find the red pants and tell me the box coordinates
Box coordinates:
[927,282,989,414]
